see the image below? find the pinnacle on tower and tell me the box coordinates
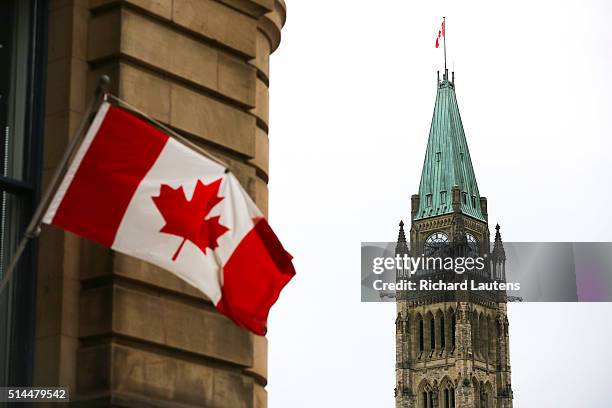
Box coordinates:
[395,220,409,256]
[491,223,507,281]
[492,224,506,258]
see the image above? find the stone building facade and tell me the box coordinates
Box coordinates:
[394,71,514,408]
[27,0,286,406]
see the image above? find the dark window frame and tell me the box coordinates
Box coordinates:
[0,0,47,387]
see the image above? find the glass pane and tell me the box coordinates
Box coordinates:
[0,191,22,279]
[0,0,30,181]
[0,191,24,386]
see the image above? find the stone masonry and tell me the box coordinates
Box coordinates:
[35,0,285,406]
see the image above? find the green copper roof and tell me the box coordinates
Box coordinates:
[415,78,485,222]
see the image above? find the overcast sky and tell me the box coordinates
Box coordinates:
[266,1,612,406]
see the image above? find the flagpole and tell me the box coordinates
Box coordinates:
[0,75,111,295]
[443,16,447,77]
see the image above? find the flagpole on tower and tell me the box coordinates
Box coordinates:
[443,16,447,78]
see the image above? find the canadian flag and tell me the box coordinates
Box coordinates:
[42,102,295,335]
[435,19,445,48]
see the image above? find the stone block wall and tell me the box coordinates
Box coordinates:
[35,0,285,406]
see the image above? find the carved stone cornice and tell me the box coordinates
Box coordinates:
[258,0,286,52]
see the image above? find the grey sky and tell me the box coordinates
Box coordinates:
[266,0,612,406]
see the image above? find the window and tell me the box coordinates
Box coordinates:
[440,315,445,350]
[429,317,435,351]
[435,152,441,161]
[480,317,489,361]
[421,388,433,408]
[472,313,479,356]
[466,233,479,258]
[451,313,456,349]
[419,382,435,408]
[440,190,447,203]
[471,195,477,208]
[0,0,45,387]
[425,194,432,207]
[418,319,424,353]
[462,192,467,205]
[443,385,456,408]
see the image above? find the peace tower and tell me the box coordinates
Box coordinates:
[394,70,514,408]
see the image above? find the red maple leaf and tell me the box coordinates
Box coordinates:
[152,178,229,261]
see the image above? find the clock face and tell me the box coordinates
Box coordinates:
[424,232,449,256]
[466,233,479,257]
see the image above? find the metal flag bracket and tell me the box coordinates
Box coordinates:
[0,75,111,295]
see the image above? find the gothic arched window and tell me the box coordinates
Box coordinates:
[480,314,488,361]
[440,315,446,350]
[441,379,455,408]
[419,381,434,408]
[418,318,424,354]
[488,316,496,361]
[472,312,479,356]
[451,313,456,350]
[430,317,436,351]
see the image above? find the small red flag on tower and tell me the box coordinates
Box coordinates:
[435,19,445,48]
